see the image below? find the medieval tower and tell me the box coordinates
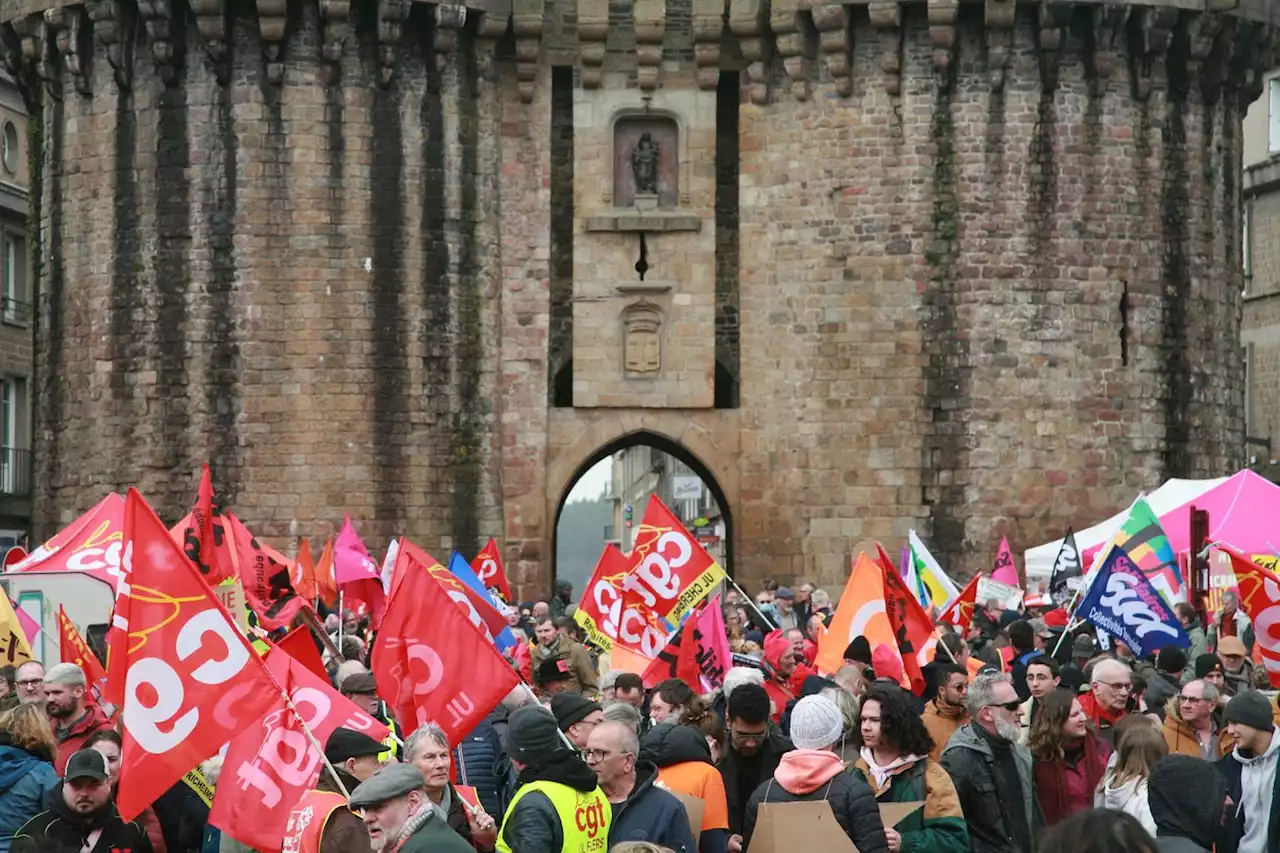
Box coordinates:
[0,0,1270,592]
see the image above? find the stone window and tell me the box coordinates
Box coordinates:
[0,122,15,175]
[2,231,27,325]
[0,374,27,494]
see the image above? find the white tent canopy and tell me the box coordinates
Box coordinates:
[1023,476,1231,580]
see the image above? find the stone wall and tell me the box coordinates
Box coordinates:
[0,0,1271,592]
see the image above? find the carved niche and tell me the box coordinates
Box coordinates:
[614,116,678,209]
[622,301,663,375]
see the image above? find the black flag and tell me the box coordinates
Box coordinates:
[1048,528,1082,608]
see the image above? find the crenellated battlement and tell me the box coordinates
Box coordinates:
[0,0,1274,106]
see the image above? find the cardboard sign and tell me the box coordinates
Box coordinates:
[749,801,856,853]
[666,787,705,846]
[976,577,1022,609]
[878,801,924,827]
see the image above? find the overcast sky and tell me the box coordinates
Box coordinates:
[568,457,611,502]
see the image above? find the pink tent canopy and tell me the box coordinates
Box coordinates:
[1083,470,1280,564]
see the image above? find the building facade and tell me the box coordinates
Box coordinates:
[1243,68,1280,477]
[0,0,1273,594]
[0,71,29,549]
[607,447,727,569]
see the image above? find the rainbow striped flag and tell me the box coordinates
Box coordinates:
[1092,497,1182,604]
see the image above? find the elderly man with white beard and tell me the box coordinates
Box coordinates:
[349,763,474,853]
[940,672,1042,853]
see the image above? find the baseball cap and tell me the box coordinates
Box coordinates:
[64,749,110,782]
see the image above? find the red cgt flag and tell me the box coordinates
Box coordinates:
[57,606,111,714]
[938,573,983,632]
[875,543,934,695]
[399,540,510,642]
[210,646,390,853]
[641,612,702,691]
[472,538,512,602]
[107,488,279,821]
[372,552,519,745]
[1223,546,1280,688]
[226,514,312,631]
[275,625,329,683]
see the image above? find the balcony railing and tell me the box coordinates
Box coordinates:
[0,447,31,496]
[1,297,31,324]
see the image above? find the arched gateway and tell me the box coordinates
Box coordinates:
[2,0,1266,596]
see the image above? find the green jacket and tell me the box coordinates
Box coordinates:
[396,808,475,853]
[850,755,968,853]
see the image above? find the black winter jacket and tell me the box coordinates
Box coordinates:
[741,766,888,853]
[498,751,601,853]
[11,789,154,853]
[458,712,515,819]
[608,761,697,853]
[719,726,792,836]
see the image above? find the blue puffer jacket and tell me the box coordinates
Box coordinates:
[456,710,515,820]
[0,739,58,853]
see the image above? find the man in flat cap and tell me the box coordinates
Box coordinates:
[349,763,473,853]
[281,726,388,853]
[342,671,404,763]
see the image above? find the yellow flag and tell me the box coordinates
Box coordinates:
[0,595,33,667]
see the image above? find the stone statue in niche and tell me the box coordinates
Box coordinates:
[622,302,662,375]
[631,133,660,195]
[613,117,678,208]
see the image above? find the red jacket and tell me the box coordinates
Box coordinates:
[53,704,113,774]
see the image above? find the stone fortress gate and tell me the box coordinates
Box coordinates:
[0,0,1271,593]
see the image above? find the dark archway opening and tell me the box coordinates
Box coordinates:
[551,360,573,408]
[551,430,734,600]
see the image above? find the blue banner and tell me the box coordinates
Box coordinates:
[1076,546,1190,659]
[448,551,517,651]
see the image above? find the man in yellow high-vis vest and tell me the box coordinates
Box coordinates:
[497,705,611,853]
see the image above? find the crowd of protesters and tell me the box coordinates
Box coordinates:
[0,577,1274,853]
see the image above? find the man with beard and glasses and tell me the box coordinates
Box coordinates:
[40,664,109,775]
[940,672,1041,853]
[12,663,43,707]
[923,663,970,761]
[11,749,152,853]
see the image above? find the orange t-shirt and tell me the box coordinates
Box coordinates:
[656,761,730,832]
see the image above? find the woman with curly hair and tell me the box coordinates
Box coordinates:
[0,704,58,853]
[849,684,968,853]
[1028,689,1112,826]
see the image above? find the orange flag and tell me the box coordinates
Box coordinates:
[314,536,337,608]
[57,606,111,713]
[938,573,983,632]
[815,552,900,677]
[294,538,318,601]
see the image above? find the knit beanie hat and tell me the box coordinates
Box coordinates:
[504,705,566,764]
[788,695,844,750]
[1148,754,1228,850]
[843,636,872,665]
[550,692,602,732]
[1195,653,1225,679]
[1225,690,1274,732]
[1156,646,1188,674]
[763,631,792,668]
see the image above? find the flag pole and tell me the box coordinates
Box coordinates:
[727,579,772,629]
[258,663,354,799]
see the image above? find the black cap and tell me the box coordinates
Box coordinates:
[550,692,602,730]
[536,656,573,685]
[843,636,871,665]
[325,727,390,764]
[1156,647,1188,674]
[64,749,109,782]
[1195,653,1224,679]
[341,672,378,695]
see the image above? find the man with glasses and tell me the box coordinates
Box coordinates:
[1017,656,1059,744]
[550,693,604,750]
[940,671,1040,853]
[584,721,695,853]
[14,661,43,706]
[1080,659,1131,743]
[1162,679,1231,760]
[717,683,792,853]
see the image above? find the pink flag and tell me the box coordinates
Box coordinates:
[11,600,39,648]
[991,536,1020,587]
[694,597,732,691]
[333,515,386,628]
